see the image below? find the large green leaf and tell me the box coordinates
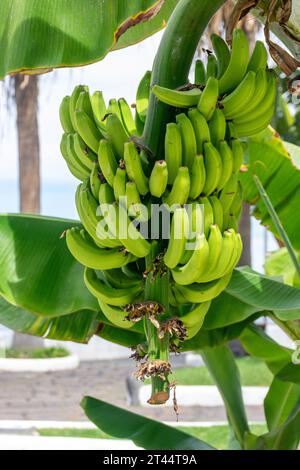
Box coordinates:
[203,267,300,329]
[81,396,215,450]
[182,315,259,351]
[240,324,292,374]
[0,296,99,343]
[0,213,98,316]
[276,362,300,385]
[264,378,300,431]
[201,345,249,447]
[241,128,300,250]
[0,0,179,79]
[246,403,300,450]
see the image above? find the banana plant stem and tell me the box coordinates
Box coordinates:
[143,0,226,158]
[145,242,171,404]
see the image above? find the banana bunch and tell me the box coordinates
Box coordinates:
[153,29,276,138]
[59,30,275,402]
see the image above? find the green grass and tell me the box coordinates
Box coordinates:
[6,347,69,359]
[37,424,267,450]
[146,356,273,387]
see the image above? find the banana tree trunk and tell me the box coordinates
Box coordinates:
[12,74,43,350]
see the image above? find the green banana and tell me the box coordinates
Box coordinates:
[176,113,197,169]
[188,109,211,154]
[233,69,269,120]
[206,54,218,80]
[102,268,141,289]
[107,98,122,121]
[202,142,222,196]
[163,167,190,207]
[59,96,74,133]
[124,141,149,196]
[195,59,206,85]
[165,122,182,184]
[164,207,190,269]
[73,132,97,170]
[231,139,244,173]
[235,103,275,137]
[171,234,210,286]
[66,227,134,270]
[247,40,268,72]
[69,85,88,129]
[113,166,127,201]
[103,203,151,258]
[118,98,137,135]
[90,163,102,200]
[98,139,118,187]
[209,108,226,145]
[180,301,211,339]
[211,34,231,78]
[84,267,142,307]
[105,113,128,159]
[221,71,256,119]
[218,29,250,95]
[78,183,121,248]
[217,140,234,191]
[91,91,107,133]
[189,154,206,200]
[234,72,277,125]
[98,299,135,329]
[176,272,232,304]
[74,109,101,153]
[126,182,147,221]
[149,160,168,198]
[76,90,94,121]
[152,85,202,108]
[197,229,236,283]
[99,182,115,206]
[209,196,224,230]
[136,70,151,123]
[197,77,219,120]
[198,197,214,237]
[219,173,238,212]
[65,133,90,179]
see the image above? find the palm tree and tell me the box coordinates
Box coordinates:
[11,74,43,349]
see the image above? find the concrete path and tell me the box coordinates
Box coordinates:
[0,358,265,422]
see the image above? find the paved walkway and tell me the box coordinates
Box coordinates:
[0,358,264,423]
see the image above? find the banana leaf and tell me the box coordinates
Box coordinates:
[81,396,215,450]
[0,296,100,343]
[245,403,300,450]
[264,378,300,431]
[276,362,300,385]
[0,213,98,316]
[0,0,179,79]
[203,267,300,329]
[240,324,292,374]
[201,345,249,447]
[182,314,260,351]
[241,128,300,250]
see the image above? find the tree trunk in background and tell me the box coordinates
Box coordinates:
[239,203,251,266]
[12,75,43,349]
[15,75,40,213]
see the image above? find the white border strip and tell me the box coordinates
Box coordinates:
[0,355,79,372]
